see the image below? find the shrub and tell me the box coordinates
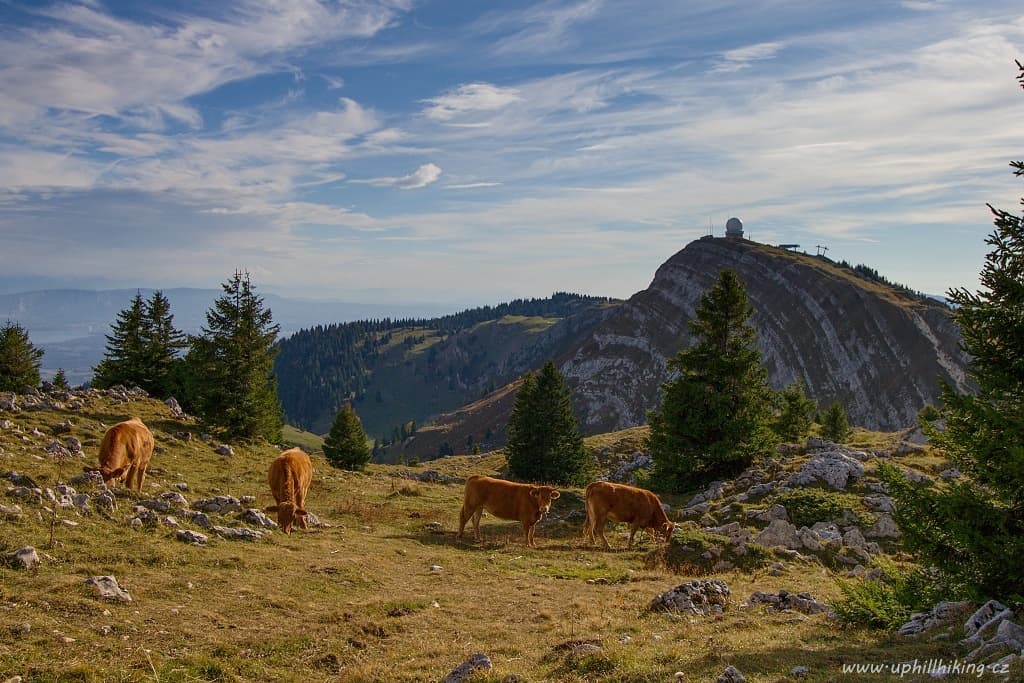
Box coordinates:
[774,488,874,529]
[832,562,951,630]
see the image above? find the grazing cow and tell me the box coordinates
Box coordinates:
[82,416,155,492]
[266,448,313,534]
[458,475,561,548]
[583,481,676,549]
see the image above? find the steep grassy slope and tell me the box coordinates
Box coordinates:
[0,392,1005,682]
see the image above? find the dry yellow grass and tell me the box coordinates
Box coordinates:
[0,395,1006,682]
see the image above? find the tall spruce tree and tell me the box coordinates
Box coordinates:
[506,361,590,485]
[648,269,778,492]
[93,290,185,396]
[189,271,283,442]
[323,402,372,470]
[882,60,1024,601]
[0,321,44,391]
[142,290,187,397]
[92,291,147,389]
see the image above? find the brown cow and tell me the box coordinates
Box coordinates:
[266,448,313,534]
[82,416,154,491]
[583,481,676,549]
[458,475,561,547]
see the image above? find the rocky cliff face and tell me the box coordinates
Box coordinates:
[561,238,969,433]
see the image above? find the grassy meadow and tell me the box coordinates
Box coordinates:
[0,394,1009,682]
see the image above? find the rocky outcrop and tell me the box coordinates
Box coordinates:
[562,238,970,433]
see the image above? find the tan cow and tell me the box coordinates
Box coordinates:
[458,475,561,548]
[583,481,676,549]
[266,448,313,534]
[82,416,154,492]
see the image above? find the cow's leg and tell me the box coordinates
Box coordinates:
[472,508,483,541]
[525,522,536,547]
[583,499,594,544]
[458,503,472,539]
[595,513,611,550]
[134,464,147,492]
[124,463,139,492]
[627,524,640,549]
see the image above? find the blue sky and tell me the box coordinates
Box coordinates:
[1,1,1022,307]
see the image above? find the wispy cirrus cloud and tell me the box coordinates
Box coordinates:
[710,41,785,73]
[351,163,442,189]
[421,83,523,122]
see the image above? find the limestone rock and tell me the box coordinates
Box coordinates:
[786,451,865,490]
[443,653,492,683]
[650,579,730,616]
[87,575,132,602]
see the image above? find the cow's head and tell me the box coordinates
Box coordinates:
[529,487,561,516]
[658,521,677,542]
[266,502,308,534]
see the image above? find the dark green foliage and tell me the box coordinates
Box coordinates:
[323,403,371,470]
[506,361,591,485]
[92,290,186,397]
[882,61,1024,603]
[819,401,851,443]
[648,269,779,492]
[774,377,815,442]
[92,291,147,389]
[832,563,950,630]
[0,320,43,391]
[274,292,612,431]
[774,488,874,529]
[52,368,69,389]
[185,272,283,442]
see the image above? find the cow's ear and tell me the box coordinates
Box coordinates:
[296,508,308,517]
[265,505,279,512]
[550,490,561,499]
[107,466,125,478]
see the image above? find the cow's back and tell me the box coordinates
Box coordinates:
[269,448,313,501]
[99,417,154,464]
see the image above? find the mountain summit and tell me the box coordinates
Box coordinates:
[562,237,968,435]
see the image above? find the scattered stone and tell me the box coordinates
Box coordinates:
[240,508,277,528]
[165,397,185,417]
[173,482,189,491]
[54,419,73,434]
[964,600,1009,639]
[866,513,901,539]
[748,590,830,615]
[87,575,132,602]
[65,437,82,453]
[215,444,233,456]
[0,503,22,519]
[177,530,208,545]
[430,565,443,572]
[717,665,746,683]
[442,653,492,683]
[755,519,802,549]
[212,525,264,541]
[650,579,730,616]
[174,431,193,442]
[8,546,40,570]
[787,451,865,490]
[790,666,809,678]
[192,495,242,514]
[160,491,188,507]
[898,601,973,637]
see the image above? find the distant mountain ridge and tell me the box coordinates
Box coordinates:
[1,288,457,384]
[275,238,969,462]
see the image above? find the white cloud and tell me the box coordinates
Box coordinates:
[352,163,443,190]
[710,41,784,73]
[421,83,522,122]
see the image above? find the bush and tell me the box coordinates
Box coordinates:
[832,562,950,630]
[774,488,874,528]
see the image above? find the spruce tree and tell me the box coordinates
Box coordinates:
[774,377,815,442]
[0,321,44,392]
[189,271,283,442]
[142,290,187,397]
[93,290,185,396]
[883,61,1024,600]
[92,291,147,389]
[819,401,851,443]
[506,361,590,485]
[323,402,371,470]
[52,369,69,390]
[648,269,778,492]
